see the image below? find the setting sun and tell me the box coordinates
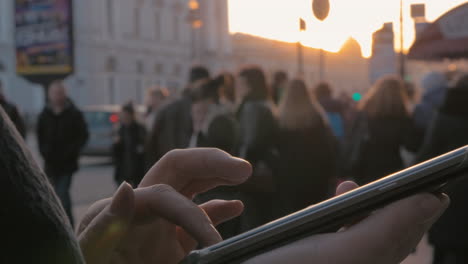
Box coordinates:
[228,0,467,58]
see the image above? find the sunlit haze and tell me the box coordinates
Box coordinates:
[228,0,467,58]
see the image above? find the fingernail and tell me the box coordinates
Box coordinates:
[420,193,449,223]
[110,182,134,216]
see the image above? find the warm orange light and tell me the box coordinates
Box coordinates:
[188,0,199,10]
[228,0,467,58]
[192,20,203,29]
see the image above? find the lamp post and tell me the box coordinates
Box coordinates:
[297,18,306,76]
[312,0,330,81]
[188,0,202,61]
[399,0,406,80]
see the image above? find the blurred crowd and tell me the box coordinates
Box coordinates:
[1,65,468,262]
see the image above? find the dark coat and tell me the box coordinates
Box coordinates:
[0,107,84,263]
[113,122,147,187]
[277,122,339,216]
[237,101,277,166]
[416,88,468,250]
[235,100,279,231]
[145,96,192,167]
[347,113,416,185]
[0,97,26,138]
[37,100,89,176]
[196,108,238,154]
[192,106,239,239]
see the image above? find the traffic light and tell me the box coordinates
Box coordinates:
[352,92,362,102]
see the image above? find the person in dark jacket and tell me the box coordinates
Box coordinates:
[277,79,338,216]
[416,74,468,264]
[37,80,89,226]
[145,65,210,168]
[0,80,26,138]
[188,78,238,153]
[190,78,240,239]
[113,102,147,187]
[144,86,169,132]
[271,71,288,105]
[235,65,278,232]
[314,82,346,140]
[344,76,416,185]
[412,71,448,151]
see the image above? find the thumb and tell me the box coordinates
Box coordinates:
[79,182,135,264]
[342,193,449,264]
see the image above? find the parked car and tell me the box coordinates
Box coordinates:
[81,105,146,156]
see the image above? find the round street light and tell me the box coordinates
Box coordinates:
[312,0,330,21]
[188,0,199,10]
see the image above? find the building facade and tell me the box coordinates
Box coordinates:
[0,0,231,114]
[369,23,397,84]
[231,33,370,95]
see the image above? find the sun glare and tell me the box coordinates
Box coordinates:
[228,0,467,58]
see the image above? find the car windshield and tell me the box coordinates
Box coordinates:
[84,112,113,127]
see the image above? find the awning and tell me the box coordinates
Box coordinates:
[408,3,468,60]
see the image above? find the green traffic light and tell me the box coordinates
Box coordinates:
[352,93,362,101]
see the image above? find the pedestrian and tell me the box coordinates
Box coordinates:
[271,71,288,106]
[412,71,448,151]
[314,82,346,140]
[218,73,237,110]
[37,80,89,226]
[188,78,238,153]
[343,75,417,185]
[189,78,240,239]
[235,65,278,232]
[0,110,450,264]
[145,65,210,167]
[0,79,26,138]
[277,79,338,216]
[113,102,146,187]
[144,86,169,131]
[416,74,468,264]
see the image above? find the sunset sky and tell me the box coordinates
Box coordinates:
[228,0,467,58]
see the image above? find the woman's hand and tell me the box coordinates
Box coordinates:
[78,148,449,264]
[77,148,252,264]
[245,181,449,264]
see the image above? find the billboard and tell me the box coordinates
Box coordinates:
[15,0,73,76]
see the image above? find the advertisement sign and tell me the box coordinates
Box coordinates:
[15,0,74,76]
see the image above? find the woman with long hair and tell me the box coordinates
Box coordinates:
[277,79,338,215]
[344,75,416,185]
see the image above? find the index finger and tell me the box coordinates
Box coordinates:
[139,148,252,198]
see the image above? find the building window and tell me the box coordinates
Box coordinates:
[136,60,144,74]
[136,79,143,104]
[107,0,114,37]
[154,63,164,75]
[173,15,179,42]
[173,64,181,77]
[106,56,117,72]
[108,76,115,104]
[153,0,164,7]
[0,61,5,72]
[154,12,161,40]
[134,7,141,37]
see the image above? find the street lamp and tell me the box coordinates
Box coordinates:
[187,0,202,61]
[312,0,330,81]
